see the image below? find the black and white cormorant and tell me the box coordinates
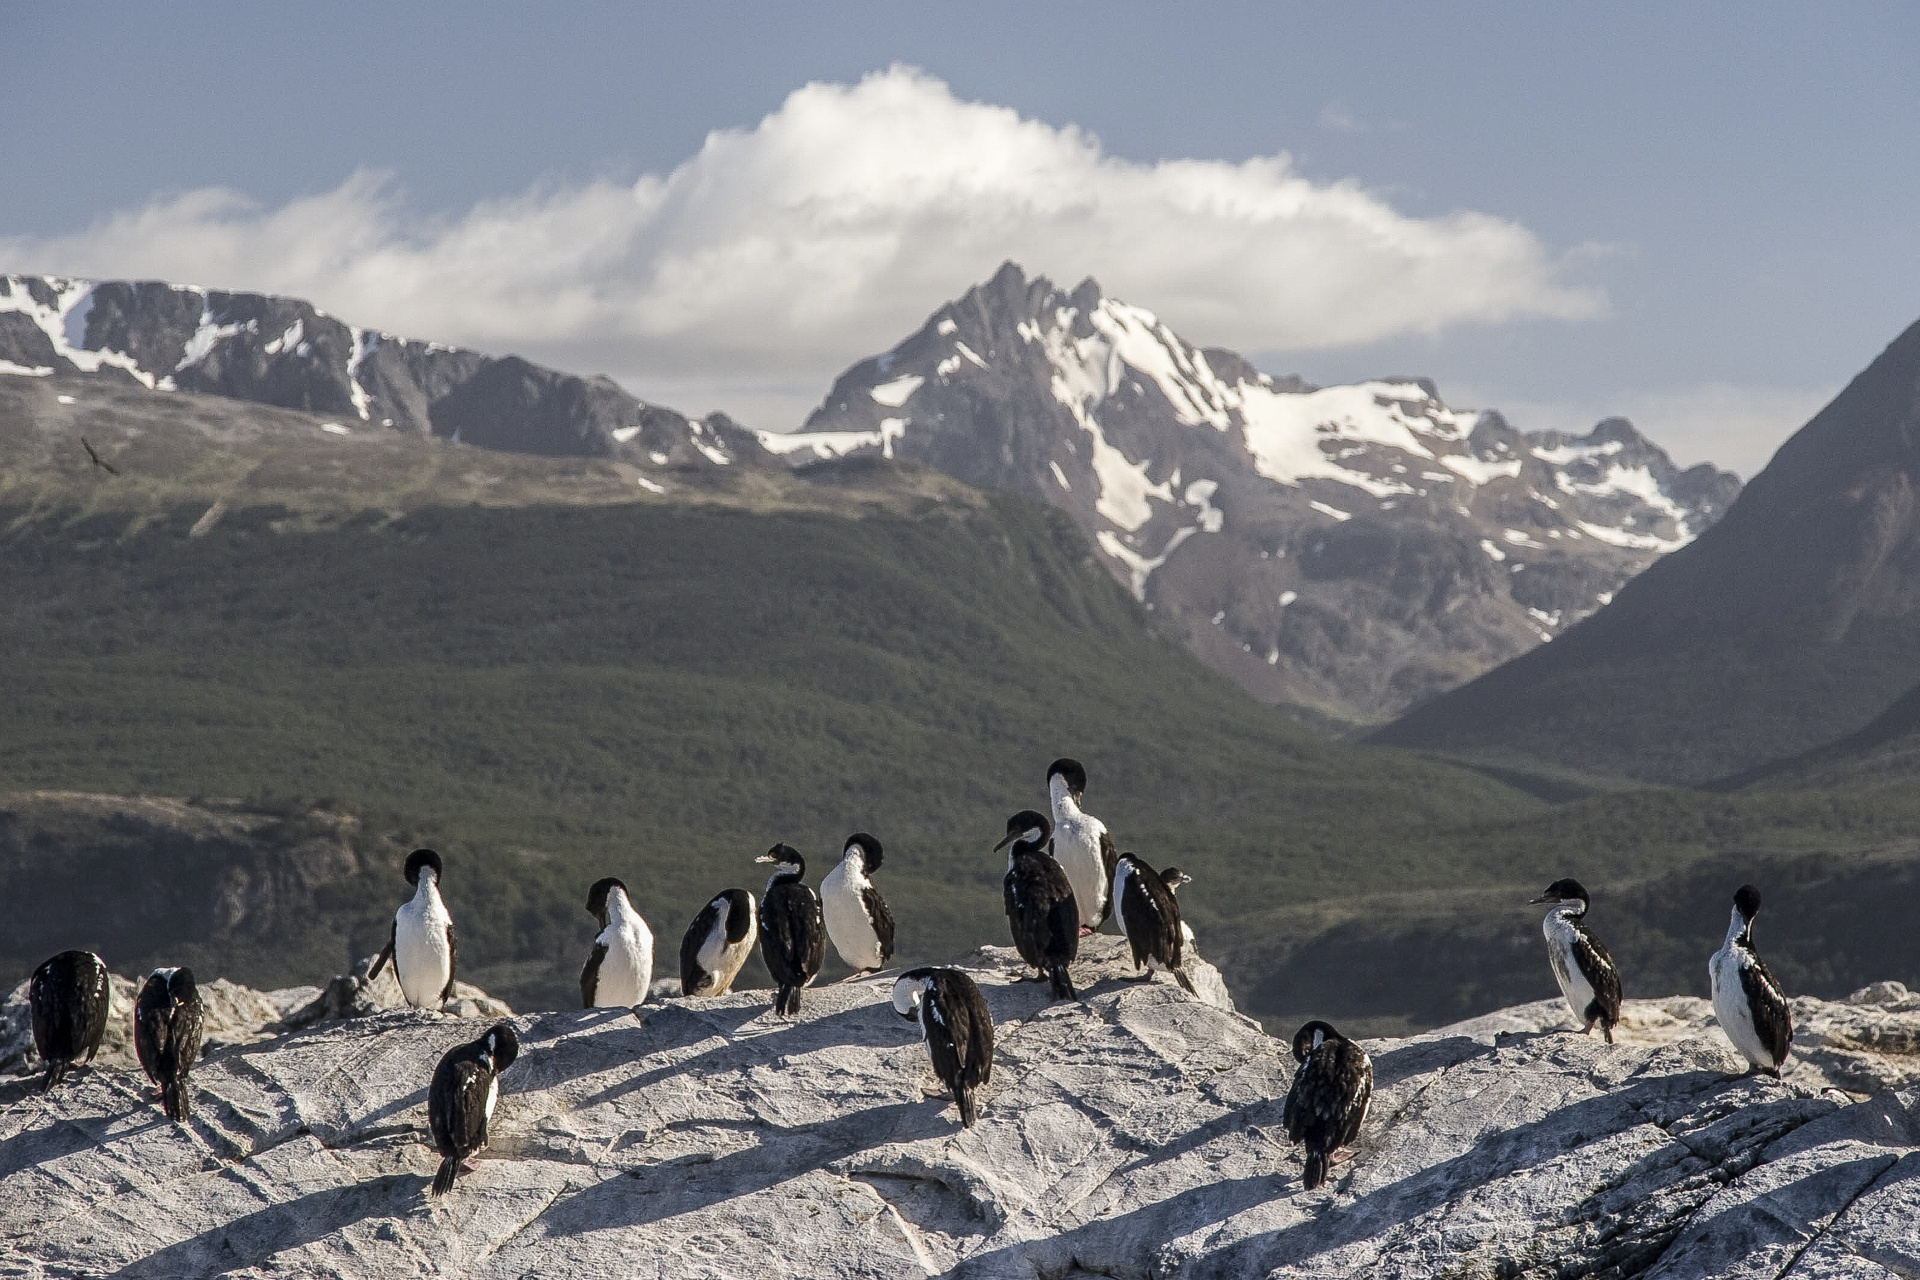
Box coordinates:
[1111,851,1196,992]
[997,809,1079,1000]
[427,1021,520,1196]
[1160,866,1199,953]
[28,949,111,1092]
[757,845,827,1016]
[821,832,895,978]
[1283,1020,1373,1192]
[1047,758,1118,934]
[1709,883,1794,1078]
[369,849,457,1009]
[892,967,994,1127]
[134,966,204,1121]
[580,877,655,1008]
[1529,878,1623,1043]
[680,888,757,997]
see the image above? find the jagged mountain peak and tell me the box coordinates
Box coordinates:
[764,264,1739,723]
[0,274,769,479]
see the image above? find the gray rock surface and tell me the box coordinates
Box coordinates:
[0,953,507,1081]
[1,939,1915,1278]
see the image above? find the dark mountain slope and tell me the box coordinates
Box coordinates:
[1378,314,1920,785]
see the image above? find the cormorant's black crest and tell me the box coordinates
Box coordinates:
[1530,878,1590,906]
[845,832,883,873]
[586,877,627,921]
[1734,883,1763,921]
[995,809,1052,851]
[404,848,444,886]
[1291,1019,1343,1063]
[485,1022,520,1072]
[1046,758,1088,798]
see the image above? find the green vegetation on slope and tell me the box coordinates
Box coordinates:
[0,487,1538,1009]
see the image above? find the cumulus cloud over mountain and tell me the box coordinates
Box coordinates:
[0,67,1603,424]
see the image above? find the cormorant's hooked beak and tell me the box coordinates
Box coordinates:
[1528,892,1559,904]
[993,830,1017,852]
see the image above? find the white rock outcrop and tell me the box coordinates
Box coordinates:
[1,939,1916,1278]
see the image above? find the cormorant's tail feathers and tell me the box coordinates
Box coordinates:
[1048,965,1076,1001]
[163,1077,192,1123]
[776,985,803,1017]
[431,1157,459,1196]
[1303,1152,1330,1191]
[1173,965,1198,996]
[41,1060,65,1093]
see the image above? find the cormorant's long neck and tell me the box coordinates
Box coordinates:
[1725,905,1750,949]
[766,869,802,895]
[412,874,442,909]
[1553,900,1587,922]
[1049,776,1085,824]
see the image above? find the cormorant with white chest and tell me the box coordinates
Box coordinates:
[758,845,827,1016]
[820,832,894,978]
[428,1021,520,1196]
[580,877,655,1008]
[135,966,204,1121]
[893,967,994,1127]
[1046,758,1118,934]
[369,849,457,1009]
[29,949,111,1092]
[1529,878,1622,1043]
[1111,851,1196,993]
[1710,883,1794,1078]
[1284,1020,1373,1191]
[997,809,1079,1000]
[680,888,757,997]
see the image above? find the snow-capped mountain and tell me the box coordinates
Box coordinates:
[0,276,766,474]
[766,263,1740,723]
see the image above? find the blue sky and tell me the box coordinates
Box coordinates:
[6,2,1917,475]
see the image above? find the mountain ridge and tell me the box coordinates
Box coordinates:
[764,262,1739,723]
[1377,313,1920,784]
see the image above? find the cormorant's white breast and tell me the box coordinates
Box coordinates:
[580,876,655,1008]
[1709,883,1793,1077]
[821,832,895,976]
[1046,758,1118,933]
[1529,878,1622,1043]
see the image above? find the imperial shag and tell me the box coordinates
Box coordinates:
[1709,883,1794,1078]
[427,1022,520,1195]
[369,849,457,1009]
[757,845,827,1016]
[892,967,994,1127]
[997,809,1079,1000]
[1283,1019,1373,1191]
[680,889,757,997]
[1529,878,1623,1043]
[580,877,655,1008]
[134,966,204,1121]
[1111,851,1195,993]
[29,949,111,1092]
[1046,758,1118,934]
[820,832,895,978]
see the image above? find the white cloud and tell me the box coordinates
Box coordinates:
[0,66,1603,429]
